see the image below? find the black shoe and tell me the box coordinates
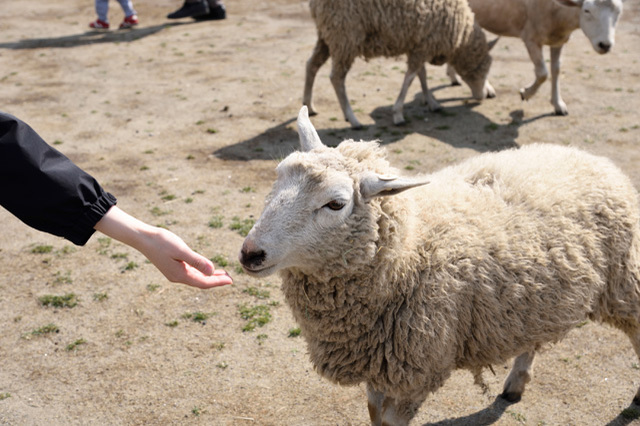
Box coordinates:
[194,4,226,21]
[167,1,209,19]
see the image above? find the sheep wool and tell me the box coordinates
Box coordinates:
[303,0,494,128]
[240,108,640,425]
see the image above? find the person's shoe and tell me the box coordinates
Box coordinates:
[194,4,226,21]
[167,1,209,19]
[89,19,109,29]
[119,14,139,29]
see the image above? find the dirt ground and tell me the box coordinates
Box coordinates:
[1,0,640,424]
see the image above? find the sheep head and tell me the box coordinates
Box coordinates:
[239,107,429,279]
[555,0,623,54]
[450,24,496,100]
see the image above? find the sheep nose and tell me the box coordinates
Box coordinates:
[598,41,611,53]
[239,240,266,268]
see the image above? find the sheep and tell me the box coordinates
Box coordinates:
[239,106,640,425]
[446,0,624,115]
[302,0,497,129]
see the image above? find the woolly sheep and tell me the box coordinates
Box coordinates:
[239,106,640,425]
[302,0,496,129]
[446,0,624,115]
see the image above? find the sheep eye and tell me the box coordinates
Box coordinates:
[324,200,345,211]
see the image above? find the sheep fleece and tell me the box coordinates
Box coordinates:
[280,143,640,399]
[309,0,474,65]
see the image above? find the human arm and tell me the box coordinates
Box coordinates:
[0,112,116,245]
[95,206,232,288]
[0,112,232,288]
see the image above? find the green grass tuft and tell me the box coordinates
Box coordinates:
[31,245,53,254]
[288,327,301,337]
[211,254,228,267]
[229,216,255,237]
[66,338,87,351]
[39,293,78,308]
[93,292,108,302]
[208,215,224,228]
[243,287,270,299]
[23,323,60,340]
[238,304,272,332]
[182,311,214,323]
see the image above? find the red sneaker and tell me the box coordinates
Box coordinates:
[120,15,139,29]
[89,19,109,29]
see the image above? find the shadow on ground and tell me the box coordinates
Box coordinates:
[604,402,640,426]
[214,89,555,162]
[422,396,514,426]
[0,22,196,49]
[421,396,640,425]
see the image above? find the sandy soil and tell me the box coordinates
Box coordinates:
[1,0,640,424]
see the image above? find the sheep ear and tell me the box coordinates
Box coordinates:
[554,0,583,7]
[360,172,429,201]
[297,106,324,152]
[488,37,499,51]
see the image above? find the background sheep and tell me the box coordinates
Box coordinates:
[446,0,624,115]
[239,106,640,425]
[302,0,496,129]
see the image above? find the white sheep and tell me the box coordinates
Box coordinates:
[302,0,496,129]
[446,0,624,115]
[239,106,640,425]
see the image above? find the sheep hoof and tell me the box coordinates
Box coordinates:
[450,81,461,87]
[500,391,522,403]
[392,111,406,126]
[554,104,569,116]
[302,103,318,116]
[426,102,442,112]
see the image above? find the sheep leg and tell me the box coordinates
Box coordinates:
[367,384,421,426]
[380,396,421,426]
[303,38,330,116]
[367,384,384,426]
[501,351,535,403]
[417,65,442,112]
[330,57,362,129]
[520,41,547,102]
[392,67,420,126]
[446,63,461,86]
[621,328,640,405]
[550,45,568,116]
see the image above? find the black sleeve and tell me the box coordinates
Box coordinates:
[0,112,117,246]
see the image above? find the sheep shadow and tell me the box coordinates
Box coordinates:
[421,396,640,425]
[0,22,193,49]
[604,402,640,426]
[365,87,556,152]
[213,91,553,162]
[421,395,514,426]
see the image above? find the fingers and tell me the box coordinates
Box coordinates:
[179,262,233,289]
[150,228,233,288]
[187,251,215,276]
[177,247,234,287]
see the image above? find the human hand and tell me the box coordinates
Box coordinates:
[139,226,234,289]
[95,207,233,288]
